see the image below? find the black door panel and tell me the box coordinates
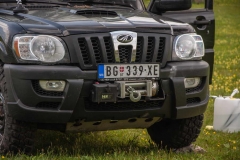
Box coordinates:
[147,0,215,84]
[161,9,215,49]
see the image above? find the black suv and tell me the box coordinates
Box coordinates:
[0,0,214,153]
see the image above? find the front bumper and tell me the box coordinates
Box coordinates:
[4,61,209,124]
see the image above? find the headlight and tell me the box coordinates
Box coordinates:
[173,34,204,60]
[13,35,68,63]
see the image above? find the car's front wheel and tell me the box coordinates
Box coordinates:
[0,64,36,154]
[147,114,204,149]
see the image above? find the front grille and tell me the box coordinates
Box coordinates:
[77,33,168,70]
[186,98,201,105]
[32,80,64,97]
[84,99,163,111]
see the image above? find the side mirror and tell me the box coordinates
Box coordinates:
[148,0,192,13]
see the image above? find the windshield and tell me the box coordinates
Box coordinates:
[0,0,144,10]
[63,0,144,10]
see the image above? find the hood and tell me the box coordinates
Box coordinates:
[4,7,194,36]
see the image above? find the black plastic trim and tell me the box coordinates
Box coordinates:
[3,61,209,123]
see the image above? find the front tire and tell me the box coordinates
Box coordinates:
[147,114,203,149]
[0,64,36,154]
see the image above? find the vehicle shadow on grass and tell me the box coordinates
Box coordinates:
[33,129,161,156]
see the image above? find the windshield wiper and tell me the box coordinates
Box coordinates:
[22,0,70,5]
[0,0,70,13]
[0,0,69,5]
[66,1,136,10]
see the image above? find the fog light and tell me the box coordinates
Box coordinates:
[39,80,66,91]
[184,78,200,89]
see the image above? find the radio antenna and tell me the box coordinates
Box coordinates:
[13,0,29,14]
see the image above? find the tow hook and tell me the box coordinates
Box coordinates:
[115,80,159,102]
[127,86,141,102]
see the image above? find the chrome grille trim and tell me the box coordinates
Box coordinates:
[110,31,137,63]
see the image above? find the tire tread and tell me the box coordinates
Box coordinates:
[0,64,36,154]
[147,115,204,149]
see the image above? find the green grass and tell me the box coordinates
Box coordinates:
[143,0,205,8]
[3,1,240,159]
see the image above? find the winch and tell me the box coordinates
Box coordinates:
[91,80,159,103]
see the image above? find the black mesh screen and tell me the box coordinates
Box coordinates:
[78,38,92,65]
[91,37,102,63]
[85,99,163,111]
[36,102,60,109]
[104,37,115,63]
[186,98,201,105]
[136,37,143,62]
[156,37,166,62]
[119,45,132,63]
[145,37,155,62]
[186,80,203,93]
[32,80,64,97]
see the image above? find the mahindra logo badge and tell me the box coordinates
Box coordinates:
[117,34,133,43]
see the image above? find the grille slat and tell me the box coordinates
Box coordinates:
[136,37,143,62]
[151,37,160,62]
[98,37,108,62]
[141,36,149,62]
[146,37,155,62]
[156,37,166,63]
[77,33,167,70]
[91,37,102,63]
[78,38,92,65]
[85,37,97,66]
[104,37,115,63]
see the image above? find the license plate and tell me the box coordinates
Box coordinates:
[98,64,159,80]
